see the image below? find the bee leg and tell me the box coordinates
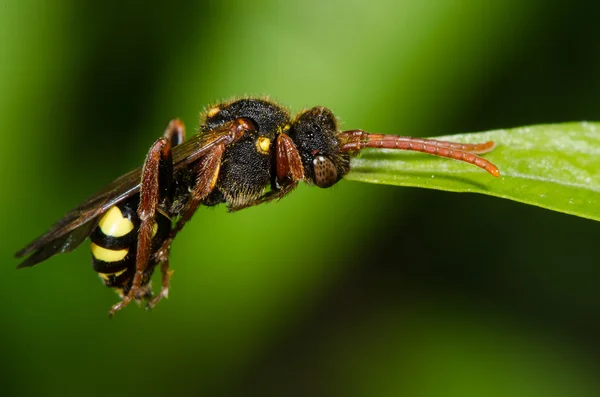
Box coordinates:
[274,133,305,187]
[155,143,226,268]
[164,118,186,147]
[140,119,186,309]
[109,136,173,317]
[146,258,171,309]
[148,117,253,309]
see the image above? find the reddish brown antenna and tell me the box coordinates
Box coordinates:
[338,130,500,177]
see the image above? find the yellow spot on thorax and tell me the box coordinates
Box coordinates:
[99,206,134,237]
[207,107,221,118]
[91,242,128,262]
[256,137,271,154]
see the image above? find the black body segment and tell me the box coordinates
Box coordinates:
[203,98,290,137]
[202,98,292,209]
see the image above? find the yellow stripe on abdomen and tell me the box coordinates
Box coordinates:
[98,268,127,281]
[98,206,134,238]
[91,242,128,262]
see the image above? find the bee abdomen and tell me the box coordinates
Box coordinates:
[90,201,172,293]
[90,203,139,288]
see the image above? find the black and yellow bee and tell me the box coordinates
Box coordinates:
[15,98,500,316]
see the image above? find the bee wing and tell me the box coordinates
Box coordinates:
[15,129,233,268]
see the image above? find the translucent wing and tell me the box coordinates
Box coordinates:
[15,128,233,268]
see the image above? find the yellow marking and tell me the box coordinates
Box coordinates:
[256,137,271,154]
[207,155,221,191]
[207,106,220,118]
[98,206,134,238]
[98,268,127,281]
[91,242,128,262]
[277,124,291,134]
[152,222,158,238]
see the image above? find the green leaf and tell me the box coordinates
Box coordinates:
[345,122,600,222]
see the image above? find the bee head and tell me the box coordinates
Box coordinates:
[288,107,350,188]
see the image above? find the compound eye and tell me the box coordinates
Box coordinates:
[312,155,338,188]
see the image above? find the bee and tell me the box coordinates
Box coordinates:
[15,98,500,316]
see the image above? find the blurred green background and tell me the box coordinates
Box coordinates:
[2,1,600,396]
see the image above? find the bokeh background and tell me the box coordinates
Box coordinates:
[2,1,600,396]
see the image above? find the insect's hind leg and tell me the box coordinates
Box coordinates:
[165,119,186,147]
[108,120,185,317]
